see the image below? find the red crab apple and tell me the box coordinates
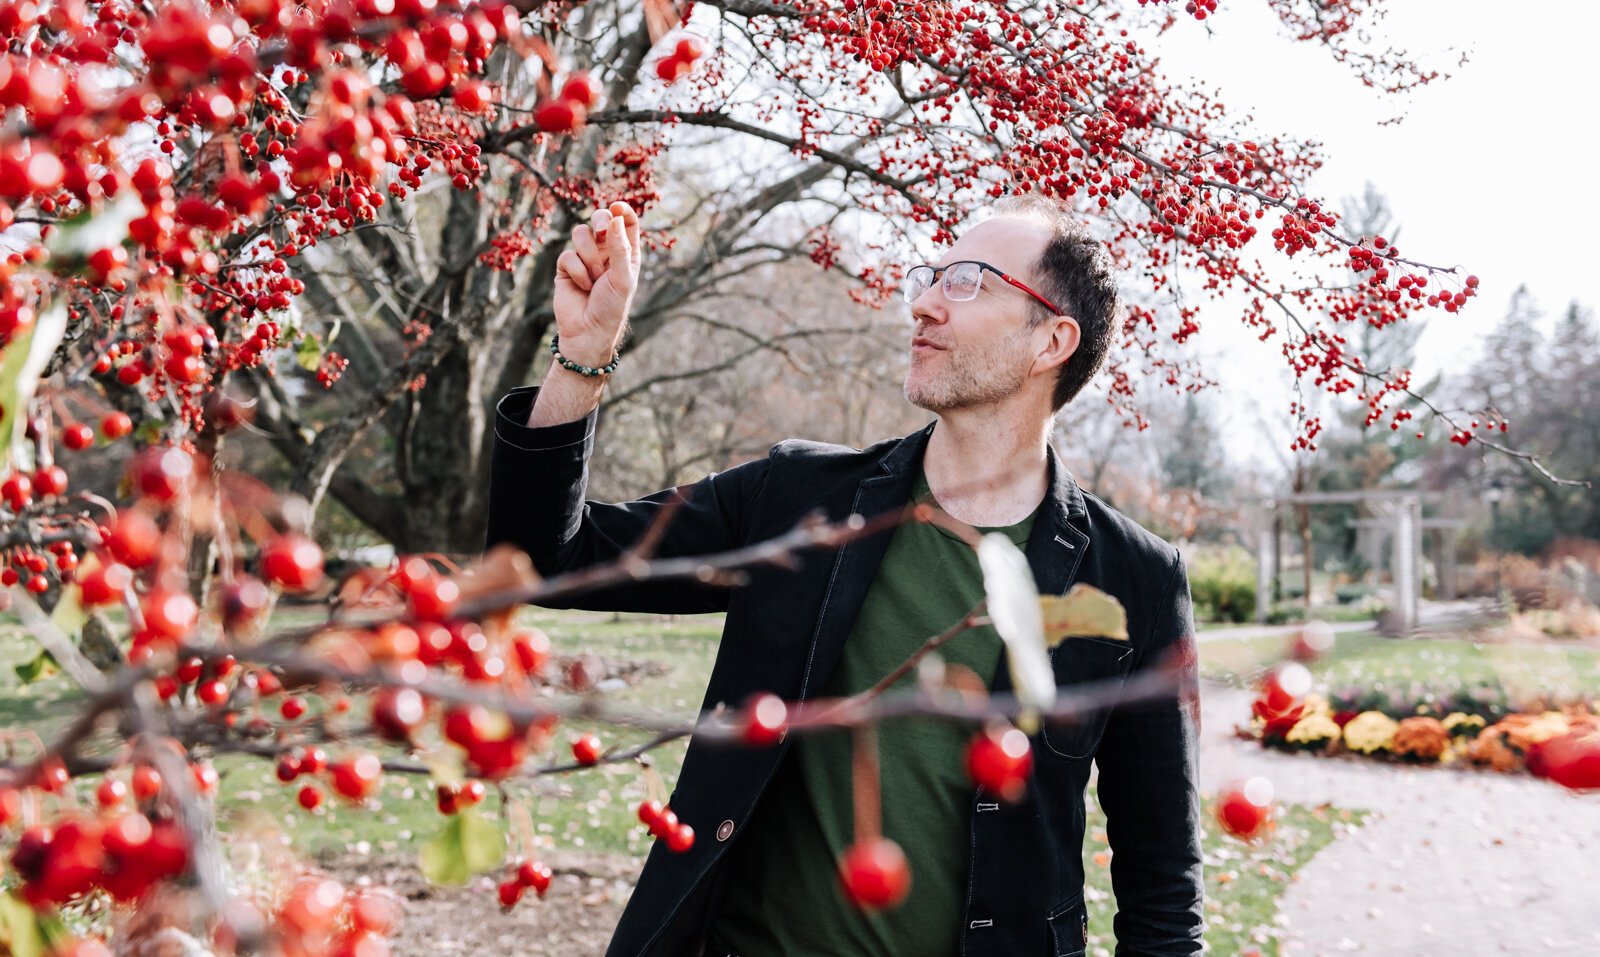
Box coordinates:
[330,754,382,801]
[100,410,132,440]
[1216,777,1274,840]
[534,98,582,133]
[453,80,489,113]
[510,628,549,675]
[1289,621,1335,662]
[965,725,1033,802]
[131,765,162,802]
[78,560,133,605]
[558,72,599,108]
[517,859,552,897]
[571,733,603,766]
[742,693,787,746]
[665,822,695,853]
[838,838,911,910]
[261,532,325,591]
[129,446,195,502]
[61,422,94,449]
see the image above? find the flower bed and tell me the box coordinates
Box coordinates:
[1241,684,1600,790]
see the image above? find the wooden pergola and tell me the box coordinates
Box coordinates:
[1250,490,1465,632]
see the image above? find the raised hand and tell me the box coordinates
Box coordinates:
[551,201,642,367]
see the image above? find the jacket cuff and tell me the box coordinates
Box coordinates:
[493,386,595,451]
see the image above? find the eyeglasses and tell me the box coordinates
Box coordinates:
[903,260,1064,316]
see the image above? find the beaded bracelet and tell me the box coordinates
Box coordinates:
[549,333,621,378]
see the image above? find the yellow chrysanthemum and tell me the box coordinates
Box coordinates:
[1343,710,1399,754]
[1302,692,1332,718]
[1286,713,1341,747]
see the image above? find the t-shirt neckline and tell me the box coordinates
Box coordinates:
[912,467,1039,546]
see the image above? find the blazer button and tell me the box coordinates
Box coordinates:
[716,819,735,842]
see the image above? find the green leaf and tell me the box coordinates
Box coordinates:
[133,417,166,445]
[49,581,88,640]
[419,807,503,885]
[296,334,323,372]
[14,649,59,684]
[1041,584,1129,647]
[0,891,50,957]
[0,301,69,473]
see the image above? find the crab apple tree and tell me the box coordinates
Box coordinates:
[0,0,1531,567]
[0,0,1581,953]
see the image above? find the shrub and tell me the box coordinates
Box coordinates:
[1188,546,1257,623]
[1334,583,1372,605]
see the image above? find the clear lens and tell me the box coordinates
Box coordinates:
[943,261,982,301]
[904,265,935,303]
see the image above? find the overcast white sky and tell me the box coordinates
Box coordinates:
[1133,1,1600,469]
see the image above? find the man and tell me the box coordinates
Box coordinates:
[485,195,1204,956]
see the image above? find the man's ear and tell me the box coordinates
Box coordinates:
[1033,314,1081,377]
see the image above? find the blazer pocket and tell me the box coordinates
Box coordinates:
[1046,892,1089,957]
[1040,637,1136,760]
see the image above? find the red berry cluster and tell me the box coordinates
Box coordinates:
[316,351,350,389]
[533,71,602,134]
[654,35,705,83]
[434,779,489,815]
[635,799,695,853]
[224,319,286,373]
[497,858,553,909]
[480,228,536,271]
[267,876,401,957]
[2,760,195,912]
[0,539,77,593]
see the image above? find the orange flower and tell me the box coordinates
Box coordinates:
[1392,716,1450,761]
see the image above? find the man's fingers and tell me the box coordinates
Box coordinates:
[606,208,632,270]
[570,225,607,281]
[556,249,592,292]
[608,201,642,264]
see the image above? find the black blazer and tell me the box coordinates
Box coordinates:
[486,386,1205,957]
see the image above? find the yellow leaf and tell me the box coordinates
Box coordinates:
[1041,583,1129,647]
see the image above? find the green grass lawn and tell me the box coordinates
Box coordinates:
[1199,628,1600,708]
[1084,791,1362,957]
[1,606,1360,954]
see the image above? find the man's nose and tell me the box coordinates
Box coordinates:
[910,287,948,324]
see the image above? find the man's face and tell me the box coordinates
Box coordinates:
[903,216,1053,413]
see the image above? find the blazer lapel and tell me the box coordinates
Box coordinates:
[793,422,934,712]
[990,443,1090,696]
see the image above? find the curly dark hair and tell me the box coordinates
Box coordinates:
[990,194,1122,412]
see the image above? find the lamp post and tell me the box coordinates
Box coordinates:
[1485,478,1506,603]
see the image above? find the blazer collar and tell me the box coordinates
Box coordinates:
[875,419,1089,525]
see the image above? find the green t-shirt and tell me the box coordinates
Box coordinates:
[708,468,1040,956]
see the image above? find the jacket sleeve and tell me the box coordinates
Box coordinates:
[1094,553,1206,956]
[484,386,774,615]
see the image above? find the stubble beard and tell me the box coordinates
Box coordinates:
[903,330,1033,413]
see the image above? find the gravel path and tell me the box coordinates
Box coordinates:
[1199,685,1600,956]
